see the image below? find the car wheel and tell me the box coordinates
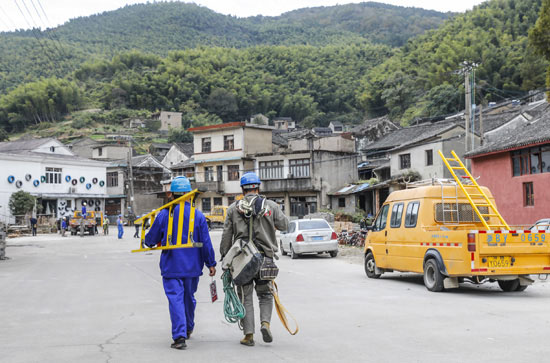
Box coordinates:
[290,245,299,259]
[280,241,287,256]
[364,252,381,278]
[423,259,444,292]
[498,279,521,292]
[329,250,338,258]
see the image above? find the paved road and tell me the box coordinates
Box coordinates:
[1,227,550,363]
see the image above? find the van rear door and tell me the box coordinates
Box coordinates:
[473,230,550,273]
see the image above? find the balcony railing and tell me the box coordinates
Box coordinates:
[261,178,315,193]
[196,181,224,193]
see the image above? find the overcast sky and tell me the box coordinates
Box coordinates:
[0,0,486,32]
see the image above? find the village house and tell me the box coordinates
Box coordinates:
[0,138,109,223]
[273,117,295,130]
[161,143,193,168]
[254,130,358,217]
[154,111,182,131]
[188,122,273,213]
[466,107,550,226]
[328,121,344,134]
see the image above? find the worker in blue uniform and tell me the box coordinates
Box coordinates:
[144,176,217,350]
[117,215,124,239]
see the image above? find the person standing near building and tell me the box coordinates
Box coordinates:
[30,216,37,236]
[103,215,109,235]
[81,202,87,217]
[117,215,124,239]
[144,176,216,350]
[61,218,67,237]
[134,215,141,238]
[220,172,288,347]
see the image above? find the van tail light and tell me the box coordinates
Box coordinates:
[331,232,338,240]
[296,234,304,242]
[467,233,476,252]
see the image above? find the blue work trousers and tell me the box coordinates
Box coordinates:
[163,277,199,340]
[117,225,124,239]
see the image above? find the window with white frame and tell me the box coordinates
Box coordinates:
[227,165,240,181]
[224,135,234,150]
[259,160,283,180]
[289,159,310,178]
[45,167,62,184]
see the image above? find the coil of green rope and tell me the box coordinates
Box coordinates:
[222,270,246,324]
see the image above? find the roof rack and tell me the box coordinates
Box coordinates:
[406,178,457,188]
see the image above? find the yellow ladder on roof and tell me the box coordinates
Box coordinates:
[438,150,510,231]
[131,189,203,252]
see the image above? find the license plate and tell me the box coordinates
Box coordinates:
[486,256,511,268]
[311,236,324,241]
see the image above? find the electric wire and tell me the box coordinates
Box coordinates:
[33,0,68,58]
[28,0,65,58]
[19,0,62,60]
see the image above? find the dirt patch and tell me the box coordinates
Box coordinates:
[338,245,364,265]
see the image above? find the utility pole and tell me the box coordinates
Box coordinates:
[460,61,479,169]
[127,138,136,219]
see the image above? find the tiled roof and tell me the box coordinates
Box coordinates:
[0,137,54,153]
[466,111,550,158]
[171,158,195,169]
[363,121,459,151]
[175,143,194,157]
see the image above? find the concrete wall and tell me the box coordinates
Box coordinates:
[390,141,444,180]
[92,145,130,160]
[314,136,355,153]
[329,194,356,214]
[312,151,358,210]
[243,127,273,155]
[106,168,125,196]
[471,151,550,226]
[193,128,244,156]
[161,146,189,168]
[159,112,182,131]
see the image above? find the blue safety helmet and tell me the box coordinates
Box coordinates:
[240,172,261,189]
[170,176,192,193]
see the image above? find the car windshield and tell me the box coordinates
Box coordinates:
[298,220,330,230]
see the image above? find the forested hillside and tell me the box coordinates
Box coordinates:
[0,2,451,94]
[0,0,548,137]
[0,44,392,133]
[360,0,548,122]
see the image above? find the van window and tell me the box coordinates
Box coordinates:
[434,203,489,223]
[405,201,420,228]
[390,203,404,228]
[374,204,390,231]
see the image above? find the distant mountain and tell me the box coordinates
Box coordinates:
[0,2,451,92]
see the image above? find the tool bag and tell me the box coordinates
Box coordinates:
[259,256,279,280]
[221,217,263,286]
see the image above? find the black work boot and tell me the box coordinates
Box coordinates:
[171,337,187,350]
[261,322,273,343]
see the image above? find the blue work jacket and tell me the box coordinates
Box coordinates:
[144,203,216,278]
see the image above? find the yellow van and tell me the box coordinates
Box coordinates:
[364,181,550,292]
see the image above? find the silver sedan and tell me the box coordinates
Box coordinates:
[279,219,338,259]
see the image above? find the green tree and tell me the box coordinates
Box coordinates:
[9,191,35,216]
[206,88,238,122]
[529,0,550,97]
[167,128,193,143]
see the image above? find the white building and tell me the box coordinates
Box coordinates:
[0,138,109,223]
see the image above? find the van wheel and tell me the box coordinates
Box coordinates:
[280,241,287,256]
[329,250,338,258]
[364,252,381,278]
[423,259,444,292]
[290,245,299,259]
[498,279,521,292]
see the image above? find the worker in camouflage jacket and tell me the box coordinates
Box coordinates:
[221,172,288,347]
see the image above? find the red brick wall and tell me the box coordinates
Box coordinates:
[471,152,550,227]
